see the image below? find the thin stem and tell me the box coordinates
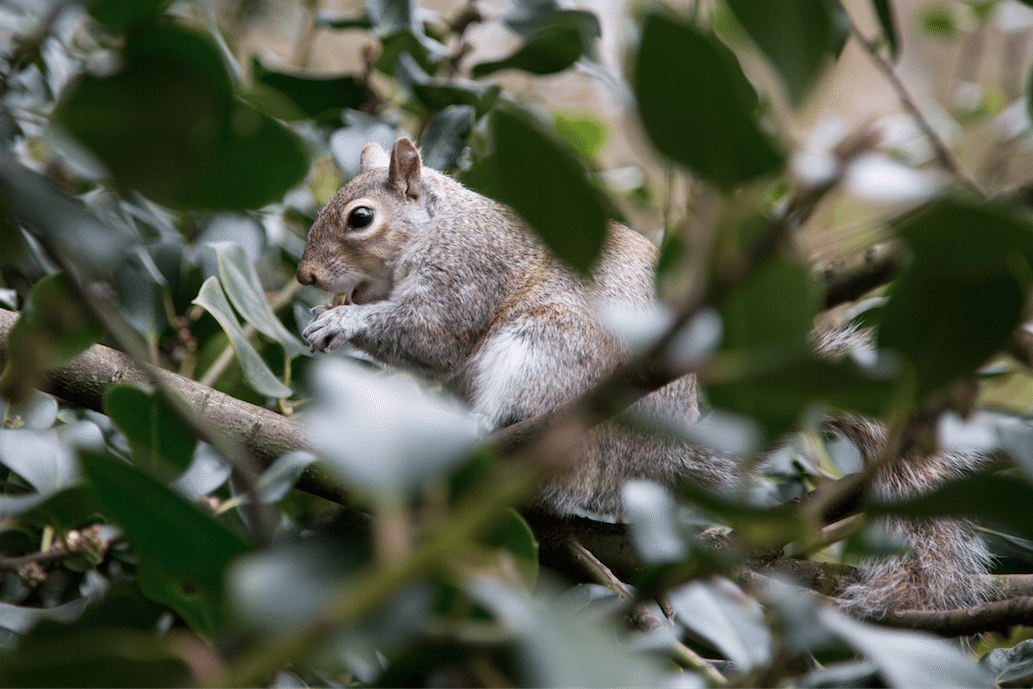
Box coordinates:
[844,11,987,198]
[566,538,728,685]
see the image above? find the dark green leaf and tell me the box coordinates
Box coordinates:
[491,108,608,273]
[719,256,819,352]
[0,623,188,687]
[396,54,501,119]
[79,451,251,634]
[480,508,539,586]
[420,105,475,171]
[634,13,784,189]
[871,473,1033,541]
[458,152,505,200]
[367,0,448,61]
[879,199,1033,400]
[726,0,848,105]
[251,58,366,124]
[86,0,170,29]
[503,0,560,36]
[0,155,132,272]
[706,254,830,435]
[16,485,101,531]
[316,10,373,29]
[102,385,196,481]
[472,23,583,77]
[871,0,900,60]
[0,273,102,404]
[707,357,897,439]
[81,451,251,581]
[54,25,307,210]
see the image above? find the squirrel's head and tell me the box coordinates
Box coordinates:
[297,137,427,305]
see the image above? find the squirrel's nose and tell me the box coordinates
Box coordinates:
[296,265,316,286]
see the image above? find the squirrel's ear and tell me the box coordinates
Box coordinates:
[387,137,422,200]
[360,143,390,172]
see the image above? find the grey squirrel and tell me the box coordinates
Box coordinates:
[297,137,992,618]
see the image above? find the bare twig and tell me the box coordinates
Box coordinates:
[844,10,987,198]
[566,538,728,685]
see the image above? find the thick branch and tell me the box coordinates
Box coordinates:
[0,308,348,505]
[821,241,903,309]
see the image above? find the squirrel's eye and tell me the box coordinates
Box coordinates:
[348,206,374,229]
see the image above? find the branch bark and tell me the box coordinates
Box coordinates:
[0,308,348,505]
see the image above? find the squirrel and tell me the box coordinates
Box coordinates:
[297,137,992,618]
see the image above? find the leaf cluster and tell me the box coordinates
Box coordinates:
[1,0,1033,687]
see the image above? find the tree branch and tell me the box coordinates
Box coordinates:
[0,308,348,505]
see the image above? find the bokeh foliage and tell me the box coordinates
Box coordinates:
[1,0,1033,687]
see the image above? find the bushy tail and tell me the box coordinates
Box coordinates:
[824,414,994,617]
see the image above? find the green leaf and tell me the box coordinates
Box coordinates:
[668,579,772,671]
[86,0,170,29]
[503,0,561,36]
[719,256,819,352]
[0,422,96,496]
[634,13,784,189]
[54,25,307,210]
[192,276,293,398]
[420,105,475,171]
[211,242,305,359]
[980,639,1033,683]
[726,0,848,106]
[472,23,584,78]
[458,152,505,200]
[317,11,373,29]
[367,0,449,61]
[0,618,188,687]
[491,108,608,273]
[707,357,897,440]
[554,113,606,160]
[0,155,133,272]
[675,479,811,546]
[102,385,196,481]
[921,6,956,37]
[879,199,1033,400]
[0,274,103,404]
[820,608,993,688]
[79,451,251,635]
[251,58,366,124]
[0,598,88,635]
[15,484,101,531]
[480,508,539,587]
[395,54,501,119]
[870,473,1033,542]
[871,0,900,60]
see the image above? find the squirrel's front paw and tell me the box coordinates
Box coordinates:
[303,306,353,353]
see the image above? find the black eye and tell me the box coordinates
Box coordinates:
[348,206,374,229]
